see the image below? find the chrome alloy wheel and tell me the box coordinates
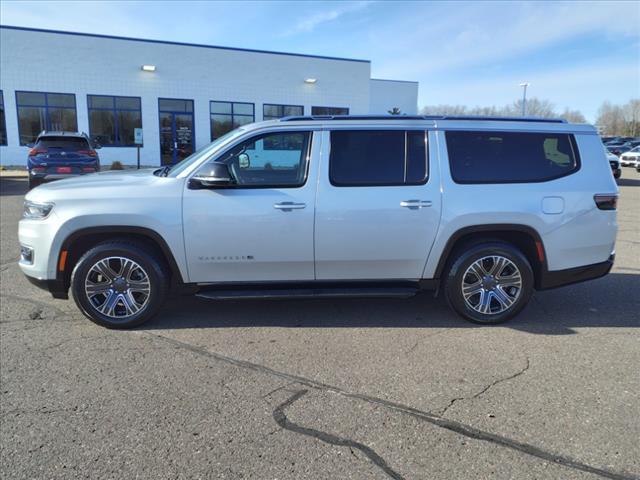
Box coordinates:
[84,256,151,319]
[461,255,522,315]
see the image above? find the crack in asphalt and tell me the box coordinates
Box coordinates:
[437,357,531,416]
[273,389,406,480]
[147,332,636,480]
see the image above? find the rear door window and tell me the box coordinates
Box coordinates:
[36,136,90,150]
[445,131,579,183]
[329,130,428,186]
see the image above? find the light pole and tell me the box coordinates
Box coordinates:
[519,82,530,116]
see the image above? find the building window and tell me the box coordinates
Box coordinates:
[263,104,303,120]
[0,91,7,146]
[16,91,77,145]
[88,95,142,146]
[312,106,349,116]
[210,101,255,140]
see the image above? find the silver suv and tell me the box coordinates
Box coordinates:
[19,115,618,328]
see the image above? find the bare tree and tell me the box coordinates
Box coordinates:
[421,104,469,115]
[503,98,556,118]
[420,98,566,119]
[559,108,587,123]
[387,107,402,115]
[622,99,640,136]
[596,101,627,135]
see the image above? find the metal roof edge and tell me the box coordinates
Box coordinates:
[0,25,371,63]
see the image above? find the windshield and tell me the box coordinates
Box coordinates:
[166,128,246,177]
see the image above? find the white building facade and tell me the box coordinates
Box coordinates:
[0,26,418,166]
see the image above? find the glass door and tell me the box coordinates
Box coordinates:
[158,99,194,165]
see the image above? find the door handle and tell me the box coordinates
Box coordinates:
[400,200,432,210]
[273,202,306,211]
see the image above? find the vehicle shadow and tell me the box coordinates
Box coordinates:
[144,272,639,335]
[0,176,28,196]
[617,176,640,187]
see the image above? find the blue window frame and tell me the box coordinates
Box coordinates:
[15,91,77,145]
[0,91,7,146]
[210,101,255,140]
[87,95,142,146]
[263,103,303,120]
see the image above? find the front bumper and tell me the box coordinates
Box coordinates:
[18,215,68,299]
[25,275,68,299]
[537,255,614,290]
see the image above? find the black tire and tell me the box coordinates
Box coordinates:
[28,178,42,190]
[70,241,169,328]
[444,242,534,324]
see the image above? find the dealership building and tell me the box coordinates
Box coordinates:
[0,25,419,166]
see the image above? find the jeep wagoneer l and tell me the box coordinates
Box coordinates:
[19,115,618,328]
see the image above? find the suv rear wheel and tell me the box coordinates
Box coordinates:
[444,242,533,324]
[70,241,168,328]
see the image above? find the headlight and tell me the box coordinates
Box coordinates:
[23,200,54,219]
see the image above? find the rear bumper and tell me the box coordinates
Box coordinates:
[30,172,92,181]
[537,255,614,290]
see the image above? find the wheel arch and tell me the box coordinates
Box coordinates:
[434,224,548,289]
[56,226,185,297]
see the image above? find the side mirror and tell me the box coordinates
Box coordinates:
[189,162,234,189]
[238,153,250,168]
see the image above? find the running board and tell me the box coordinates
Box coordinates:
[195,286,419,301]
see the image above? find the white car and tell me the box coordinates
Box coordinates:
[606,150,622,179]
[19,115,618,328]
[620,146,640,167]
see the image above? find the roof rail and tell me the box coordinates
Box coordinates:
[279,114,567,123]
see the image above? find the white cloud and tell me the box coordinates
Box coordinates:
[279,1,370,37]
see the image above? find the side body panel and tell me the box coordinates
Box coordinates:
[19,171,188,281]
[181,129,321,283]
[422,129,618,278]
[314,129,442,280]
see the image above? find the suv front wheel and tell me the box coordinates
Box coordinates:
[71,241,168,328]
[444,242,534,324]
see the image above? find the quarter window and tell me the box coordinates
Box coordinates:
[0,91,7,145]
[263,104,303,120]
[445,131,579,183]
[16,91,77,145]
[210,101,255,140]
[87,95,142,146]
[204,131,312,188]
[312,106,349,116]
[329,130,428,186]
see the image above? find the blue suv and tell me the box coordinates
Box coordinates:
[27,131,101,189]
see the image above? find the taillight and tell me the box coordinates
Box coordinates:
[29,148,47,156]
[82,167,97,172]
[31,167,46,173]
[78,150,97,157]
[594,194,618,210]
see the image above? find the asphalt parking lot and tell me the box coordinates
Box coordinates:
[1,170,639,480]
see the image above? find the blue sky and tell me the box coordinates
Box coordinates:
[1,0,638,121]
